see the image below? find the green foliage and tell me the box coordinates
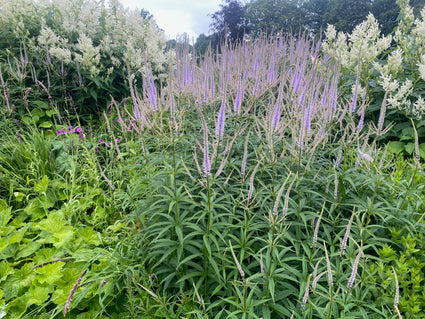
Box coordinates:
[1,6,425,318]
[0,0,168,119]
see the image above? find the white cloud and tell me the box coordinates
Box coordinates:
[118,0,221,39]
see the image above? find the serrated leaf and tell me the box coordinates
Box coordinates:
[16,241,42,260]
[35,261,65,285]
[34,176,49,193]
[53,226,74,248]
[26,286,51,305]
[0,261,14,282]
[78,227,101,246]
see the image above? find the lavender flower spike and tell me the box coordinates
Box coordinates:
[358,149,373,162]
[347,251,362,289]
[215,99,226,139]
[271,103,281,132]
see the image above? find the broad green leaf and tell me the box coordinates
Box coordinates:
[26,286,51,305]
[38,121,52,128]
[46,109,58,117]
[16,241,42,260]
[53,226,74,248]
[387,141,405,154]
[404,142,415,155]
[34,176,50,193]
[0,206,11,226]
[420,143,425,159]
[4,296,27,318]
[35,261,65,285]
[0,261,14,282]
[2,275,20,300]
[78,227,101,246]
[32,100,49,109]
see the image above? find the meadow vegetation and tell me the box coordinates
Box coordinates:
[0,0,425,318]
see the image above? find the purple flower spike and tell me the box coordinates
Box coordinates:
[215,99,226,139]
[271,104,281,132]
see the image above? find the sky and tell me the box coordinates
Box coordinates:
[118,0,223,40]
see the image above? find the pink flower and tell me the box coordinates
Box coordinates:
[99,139,104,143]
[115,138,121,142]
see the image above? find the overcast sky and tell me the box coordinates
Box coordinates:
[119,0,223,40]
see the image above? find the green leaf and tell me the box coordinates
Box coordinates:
[387,141,405,154]
[16,241,42,260]
[26,286,51,305]
[0,205,11,226]
[53,226,74,248]
[34,176,50,193]
[38,121,52,128]
[35,261,65,285]
[32,100,49,109]
[46,109,58,117]
[404,142,415,155]
[419,143,425,159]
[77,227,101,246]
[0,261,14,282]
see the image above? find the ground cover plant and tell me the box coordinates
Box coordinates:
[1,0,425,318]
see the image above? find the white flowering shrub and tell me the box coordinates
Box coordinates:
[0,0,168,117]
[322,0,425,158]
[322,0,425,122]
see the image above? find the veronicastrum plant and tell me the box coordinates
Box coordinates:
[107,32,410,318]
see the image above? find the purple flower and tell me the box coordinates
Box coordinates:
[99,139,104,143]
[271,104,281,131]
[106,142,111,146]
[117,118,121,123]
[115,138,121,142]
[215,100,226,139]
[95,147,99,153]
[75,127,82,133]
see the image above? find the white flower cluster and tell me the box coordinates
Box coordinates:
[386,79,413,111]
[322,14,392,68]
[412,97,425,118]
[323,0,425,120]
[0,0,168,79]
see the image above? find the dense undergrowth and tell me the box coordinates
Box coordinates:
[1,0,425,318]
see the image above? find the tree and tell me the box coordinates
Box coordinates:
[245,0,309,37]
[209,0,248,42]
[322,0,372,33]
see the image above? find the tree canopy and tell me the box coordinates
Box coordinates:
[201,0,425,50]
